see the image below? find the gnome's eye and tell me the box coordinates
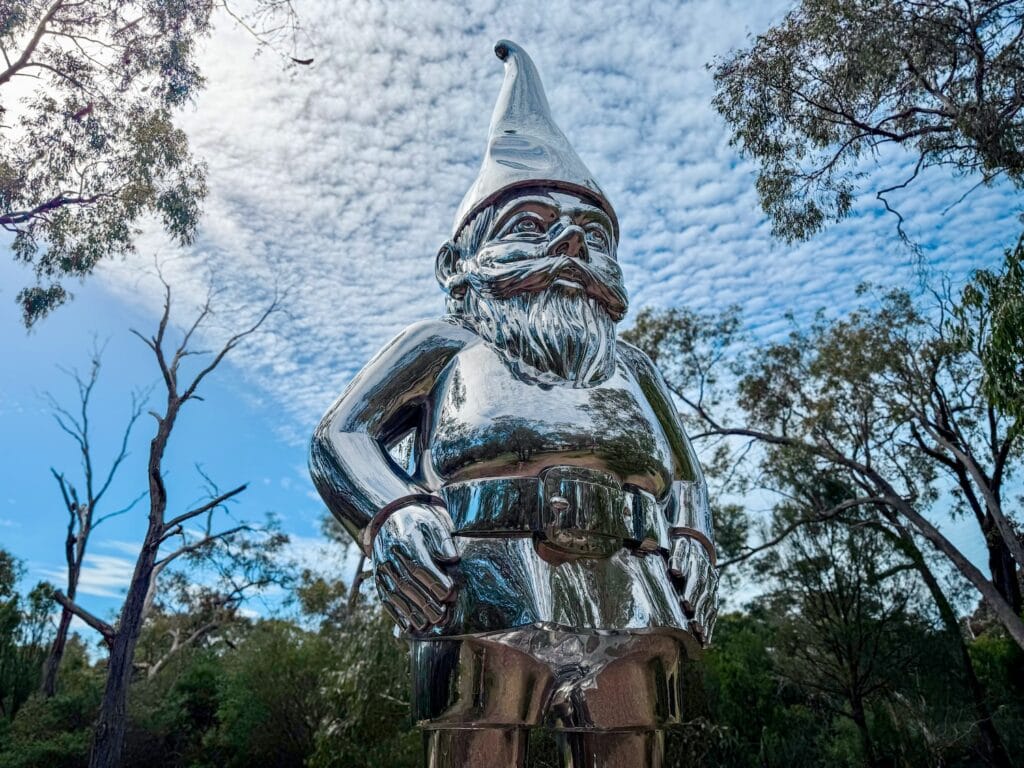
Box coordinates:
[585,226,610,251]
[502,214,547,238]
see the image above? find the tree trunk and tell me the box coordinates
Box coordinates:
[985,522,1023,616]
[42,551,81,697]
[898,532,1012,768]
[40,606,73,697]
[849,697,879,768]
[882,494,1024,650]
[88,542,157,768]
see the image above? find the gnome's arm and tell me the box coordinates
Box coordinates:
[619,342,716,556]
[620,342,719,642]
[309,318,471,551]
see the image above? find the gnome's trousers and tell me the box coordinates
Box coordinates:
[411,628,688,768]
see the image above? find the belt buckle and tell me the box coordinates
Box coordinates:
[537,467,631,557]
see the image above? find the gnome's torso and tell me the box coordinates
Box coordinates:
[310,41,719,761]
[428,340,676,494]
[382,328,699,638]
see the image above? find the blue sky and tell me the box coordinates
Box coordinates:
[1,0,1020,638]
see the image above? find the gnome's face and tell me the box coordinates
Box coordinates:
[437,40,629,386]
[442,188,629,387]
[462,189,627,315]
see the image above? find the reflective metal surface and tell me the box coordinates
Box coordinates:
[415,628,688,767]
[309,38,719,767]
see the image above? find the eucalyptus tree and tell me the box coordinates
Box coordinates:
[762,519,922,768]
[0,0,308,326]
[623,286,1024,648]
[711,0,1024,243]
[752,449,1013,766]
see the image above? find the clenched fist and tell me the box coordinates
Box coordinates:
[371,504,460,633]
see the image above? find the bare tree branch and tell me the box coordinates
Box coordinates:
[161,485,248,535]
[52,590,114,646]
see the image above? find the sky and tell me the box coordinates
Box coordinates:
[1,0,1020,639]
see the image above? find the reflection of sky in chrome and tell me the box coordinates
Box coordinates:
[76,0,1022,442]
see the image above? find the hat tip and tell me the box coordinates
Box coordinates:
[494,39,514,61]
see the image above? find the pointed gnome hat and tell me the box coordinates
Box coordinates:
[452,40,618,241]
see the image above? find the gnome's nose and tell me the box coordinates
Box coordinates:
[548,225,588,261]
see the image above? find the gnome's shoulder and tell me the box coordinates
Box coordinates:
[616,340,678,400]
[338,317,475,416]
[384,316,476,354]
[616,340,659,377]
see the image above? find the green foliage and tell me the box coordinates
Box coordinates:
[958,233,1024,423]
[0,635,101,768]
[0,0,304,326]
[212,621,334,768]
[711,0,1024,242]
[0,551,53,723]
[970,631,1024,756]
[306,611,419,768]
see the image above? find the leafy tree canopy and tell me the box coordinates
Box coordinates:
[712,0,1024,242]
[958,233,1024,422]
[0,0,305,326]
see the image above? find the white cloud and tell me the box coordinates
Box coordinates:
[89,0,1021,448]
[41,553,135,598]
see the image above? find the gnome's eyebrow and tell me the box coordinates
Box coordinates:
[489,196,560,235]
[488,195,613,237]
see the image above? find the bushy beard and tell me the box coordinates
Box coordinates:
[462,286,618,387]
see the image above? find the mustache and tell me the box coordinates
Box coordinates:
[464,254,629,321]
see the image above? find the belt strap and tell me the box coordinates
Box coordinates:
[440,466,669,555]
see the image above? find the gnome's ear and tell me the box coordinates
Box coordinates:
[435,241,468,297]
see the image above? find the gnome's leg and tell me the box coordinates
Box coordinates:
[424,728,529,768]
[556,730,664,768]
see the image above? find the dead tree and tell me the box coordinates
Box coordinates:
[40,350,146,697]
[53,273,279,768]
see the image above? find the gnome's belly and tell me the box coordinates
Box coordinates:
[425,343,675,495]
[420,343,687,636]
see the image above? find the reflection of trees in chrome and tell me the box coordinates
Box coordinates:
[579,388,661,482]
[434,414,578,473]
[432,387,668,483]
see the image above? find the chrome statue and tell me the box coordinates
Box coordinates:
[310,39,719,768]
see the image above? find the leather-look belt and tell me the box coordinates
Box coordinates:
[440,466,669,557]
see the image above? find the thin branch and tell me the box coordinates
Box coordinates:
[161,484,247,534]
[92,387,148,506]
[145,619,220,679]
[719,496,886,569]
[50,468,75,514]
[179,295,280,403]
[155,524,251,567]
[0,1,65,87]
[93,489,147,528]
[876,153,927,249]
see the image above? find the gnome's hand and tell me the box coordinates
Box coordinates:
[371,504,460,633]
[668,537,719,645]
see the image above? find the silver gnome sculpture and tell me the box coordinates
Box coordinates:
[310,40,719,768]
